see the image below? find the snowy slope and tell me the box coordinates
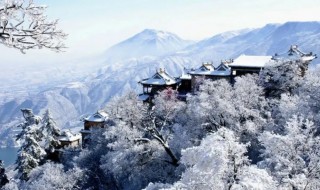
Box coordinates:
[1,21,320,147]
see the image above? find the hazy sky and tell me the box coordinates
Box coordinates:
[1,0,320,67]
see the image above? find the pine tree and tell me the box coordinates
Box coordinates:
[41,109,61,153]
[15,109,46,181]
[0,160,9,188]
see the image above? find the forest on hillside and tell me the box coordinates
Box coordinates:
[1,59,320,190]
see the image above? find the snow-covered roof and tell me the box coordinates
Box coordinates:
[211,63,231,76]
[138,94,150,101]
[59,130,81,142]
[139,68,178,86]
[180,68,192,80]
[228,55,272,68]
[189,62,215,75]
[84,110,108,122]
[272,45,317,63]
[189,62,231,76]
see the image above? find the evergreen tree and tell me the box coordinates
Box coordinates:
[259,60,306,98]
[15,109,45,181]
[0,160,9,188]
[41,109,61,153]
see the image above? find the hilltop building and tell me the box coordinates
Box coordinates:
[80,110,109,146]
[228,55,272,82]
[138,68,180,101]
[58,130,81,148]
[272,45,317,63]
[272,45,317,77]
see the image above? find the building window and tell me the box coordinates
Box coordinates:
[232,70,237,75]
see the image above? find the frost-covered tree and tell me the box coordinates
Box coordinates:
[264,68,320,134]
[15,109,45,181]
[153,88,185,125]
[145,128,277,190]
[40,109,61,153]
[259,60,306,98]
[106,91,147,128]
[79,122,178,190]
[188,75,267,136]
[0,160,9,188]
[107,90,182,166]
[75,128,111,190]
[259,116,320,189]
[187,79,235,132]
[232,75,269,163]
[20,162,83,190]
[0,0,66,52]
[295,68,320,126]
[76,90,189,189]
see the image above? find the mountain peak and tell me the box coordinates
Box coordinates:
[134,29,179,41]
[105,29,194,61]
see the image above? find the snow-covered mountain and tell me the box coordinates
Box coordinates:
[104,29,194,61]
[181,21,320,63]
[1,21,320,147]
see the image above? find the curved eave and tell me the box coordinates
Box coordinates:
[301,56,317,62]
[84,119,105,123]
[228,65,264,69]
[189,71,231,76]
[140,81,178,86]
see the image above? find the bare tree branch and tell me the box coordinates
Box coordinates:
[0,0,67,53]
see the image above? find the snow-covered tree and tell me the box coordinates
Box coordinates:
[0,160,9,188]
[106,91,147,128]
[153,88,185,125]
[75,128,111,190]
[259,115,320,189]
[187,79,235,132]
[145,128,277,190]
[0,0,66,52]
[85,122,178,190]
[259,60,305,98]
[107,90,182,166]
[40,109,61,153]
[20,162,83,190]
[15,109,45,181]
[187,75,267,136]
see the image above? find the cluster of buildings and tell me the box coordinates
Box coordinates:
[138,45,316,101]
[56,45,317,150]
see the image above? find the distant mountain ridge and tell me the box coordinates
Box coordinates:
[1,21,320,147]
[182,21,320,63]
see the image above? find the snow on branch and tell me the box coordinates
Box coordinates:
[0,0,67,53]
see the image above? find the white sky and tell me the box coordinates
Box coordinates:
[1,0,320,68]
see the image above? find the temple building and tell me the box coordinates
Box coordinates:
[228,55,272,80]
[189,62,231,92]
[80,110,109,146]
[272,45,317,77]
[272,45,317,63]
[58,130,81,148]
[138,68,180,101]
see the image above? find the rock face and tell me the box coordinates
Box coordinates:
[1,21,320,147]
